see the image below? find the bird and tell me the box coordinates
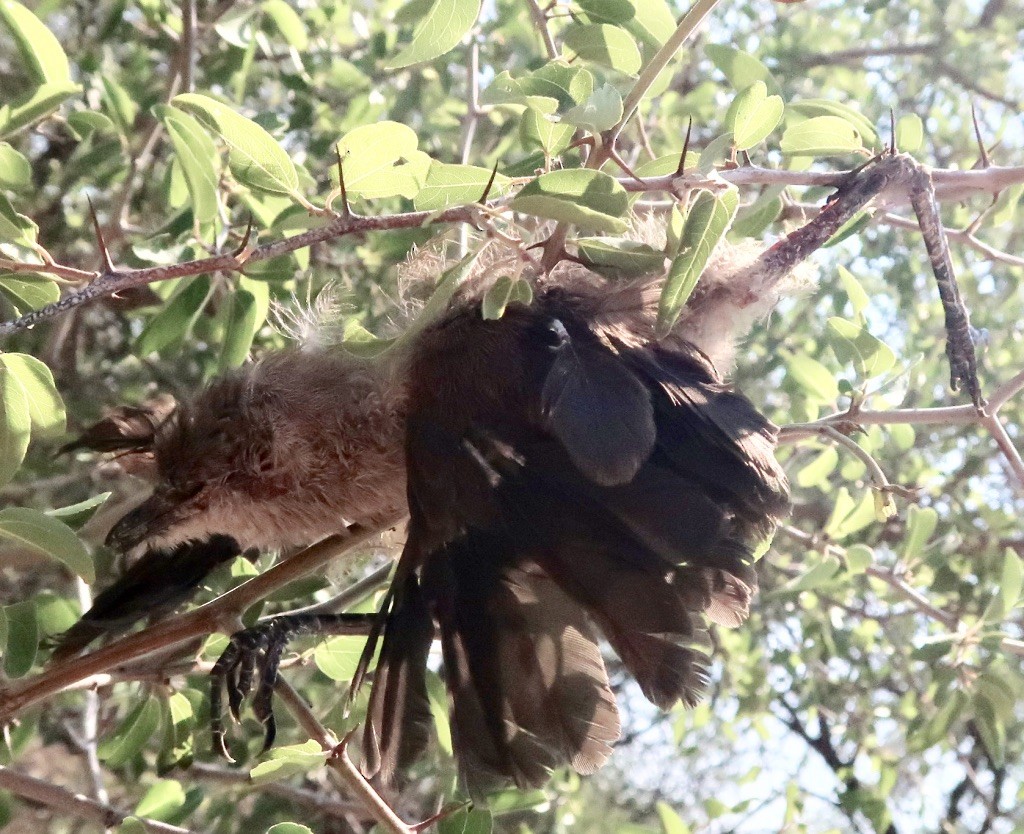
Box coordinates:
[55,234,793,794]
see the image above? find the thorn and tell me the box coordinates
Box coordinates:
[87,197,115,274]
[231,215,255,264]
[212,728,236,764]
[610,149,645,185]
[674,117,693,177]
[888,107,897,155]
[412,801,473,833]
[336,145,351,217]
[478,161,499,204]
[971,103,991,168]
[330,727,360,760]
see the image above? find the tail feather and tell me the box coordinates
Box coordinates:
[419,540,619,793]
[362,575,434,784]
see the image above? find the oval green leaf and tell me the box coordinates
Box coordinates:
[2,599,37,678]
[512,168,629,233]
[562,24,642,75]
[0,361,30,488]
[0,0,71,84]
[160,107,221,226]
[0,506,93,582]
[172,93,300,197]
[0,353,65,438]
[781,115,864,156]
[728,81,784,151]
[413,162,511,211]
[386,0,482,69]
[657,188,739,332]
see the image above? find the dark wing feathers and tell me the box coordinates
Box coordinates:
[52,535,240,661]
[362,293,788,790]
[541,321,656,486]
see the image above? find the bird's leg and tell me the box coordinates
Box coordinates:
[210,613,376,761]
[747,151,982,408]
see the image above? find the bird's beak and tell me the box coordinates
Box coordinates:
[105,492,184,551]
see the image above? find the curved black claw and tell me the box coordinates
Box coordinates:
[208,613,377,762]
[210,620,291,760]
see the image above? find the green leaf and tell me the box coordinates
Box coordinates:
[135,779,186,822]
[705,44,779,94]
[563,83,623,133]
[0,507,93,582]
[844,543,874,575]
[261,0,308,50]
[172,93,301,197]
[266,825,314,834]
[0,361,30,488]
[219,279,269,371]
[902,505,938,560]
[562,24,642,75]
[334,121,430,199]
[837,265,870,318]
[789,555,843,593]
[414,162,511,210]
[159,107,221,226]
[780,116,864,156]
[313,635,364,682]
[512,169,629,233]
[578,0,636,25]
[98,696,163,767]
[656,801,691,834]
[895,113,924,153]
[657,188,739,332]
[386,0,482,69]
[0,353,65,438]
[0,142,30,190]
[696,133,732,175]
[2,599,37,678]
[577,236,665,276]
[521,62,594,109]
[826,317,896,379]
[1000,548,1023,613]
[972,690,1005,767]
[425,671,452,755]
[623,0,675,47]
[438,806,492,834]
[158,691,195,774]
[0,274,59,314]
[786,353,839,402]
[101,76,139,134]
[519,107,575,155]
[0,0,72,84]
[480,71,559,113]
[136,275,212,356]
[727,81,784,151]
[0,81,79,137]
[47,493,111,530]
[795,446,839,489]
[250,740,328,785]
[0,192,38,247]
[117,819,147,834]
[788,99,879,149]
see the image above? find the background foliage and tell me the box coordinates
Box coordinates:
[0,0,1023,832]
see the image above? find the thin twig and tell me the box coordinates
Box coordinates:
[0,766,198,834]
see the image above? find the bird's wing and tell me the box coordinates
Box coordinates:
[361,290,788,791]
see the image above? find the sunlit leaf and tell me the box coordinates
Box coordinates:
[0,0,72,84]
[0,352,65,438]
[781,115,864,156]
[172,93,301,197]
[562,24,642,75]
[387,0,482,69]
[512,169,629,233]
[658,188,738,332]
